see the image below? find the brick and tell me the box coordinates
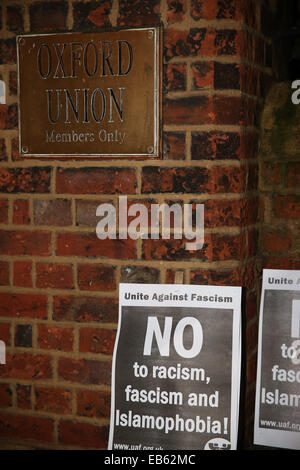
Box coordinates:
[260,162,282,186]
[191,131,241,160]
[77,389,110,418]
[0,412,54,443]
[38,325,74,352]
[35,387,72,414]
[58,357,111,385]
[120,265,160,283]
[263,257,300,270]
[7,5,24,32]
[191,61,214,89]
[14,261,32,288]
[0,293,48,319]
[167,0,186,23]
[143,238,210,261]
[11,136,23,162]
[199,198,253,227]
[163,132,185,160]
[211,232,246,261]
[164,95,211,125]
[0,353,52,379]
[0,38,17,64]
[214,62,240,90]
[73,1,112,30]
[15,324,32,348]
[36,263,74,289]
[59,420,108,448]
[54,295,117,323]
[76,199,114,227]
[79,328,115,354]
[16,384,31,409]
[118,0,160,27]
[0,322,10,345]
[78,264,116,291]
[56,168,136,194]
[13,199,30,225]
[0,138,7,161]
[190,262,257,289]
[286,162,300,187]
[164,63,186,91]
[0,230,51,256]
[0,384,12,407]
[56,232,136,259]
[0,199,8,223]
[0,261,9,286]
[164,28,215,61]
[9,71,17,96]
[29,1,68,31]
[0,168,51,193]
[141,166,246,194]
[274,195,300,219]
[262,231,293,253]
[34,199,72,226]
[0,103,18,129]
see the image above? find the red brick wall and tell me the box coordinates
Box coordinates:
[0,0,274,449]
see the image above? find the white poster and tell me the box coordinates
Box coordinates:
[108,283,242,450]
[254,269,300,449]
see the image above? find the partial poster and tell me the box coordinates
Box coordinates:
[254,269,300,449]
[108,283,242,450]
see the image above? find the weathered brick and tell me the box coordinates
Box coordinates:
[73,1,112,30]
[0,384,12,407]
[274,195,300,219]
[79,327,115,355]
[56,232,136,259]
[56,168,136,194]
[262,230,293,253]
[59,420,108,448]
[214,62,240,90]
[14,324,32,348]
[0,138,7,161]
[0,230,51,256]
[38,325,74,352]
[16,384,31,409]
[0,353,52,379]
[191,61,214,89]
[0,261,9,286]
[58,357,111,385]
[0,412,54,443]
[0,199,8,223]
[120,265,160,284]
[77,389,110,418]
[141,166,246,194]
[163,132,186,160]
[164,28,215,61]
[36,263,74,289]
[34,199,72,226]
[143,238,210,261]
[0,322,10,345]
[7,5,24,32]
[0,167,51,193]
[13,261,32,288]
[286,162,300,188]
[78,264,116,291]
[13,199,30,225]
[54,296,117,323]
[118,0,160,26]
[191,131,241,160]
[29,1,68,31]
[164,63,186,91]
[76,199,114,227]
[9,71,17,96]
[0,103,18,129]
[0,293,48,319]
[0,38,17,64]
[35,387,72,414]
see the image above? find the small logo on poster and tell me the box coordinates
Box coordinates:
[204,438,231,450]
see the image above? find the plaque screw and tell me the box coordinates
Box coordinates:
[19,37,25,46]
[147,146,154,154]
[22,146,28,153]
[148,30,153,39]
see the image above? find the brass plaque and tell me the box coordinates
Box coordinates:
[17,28,161,158]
